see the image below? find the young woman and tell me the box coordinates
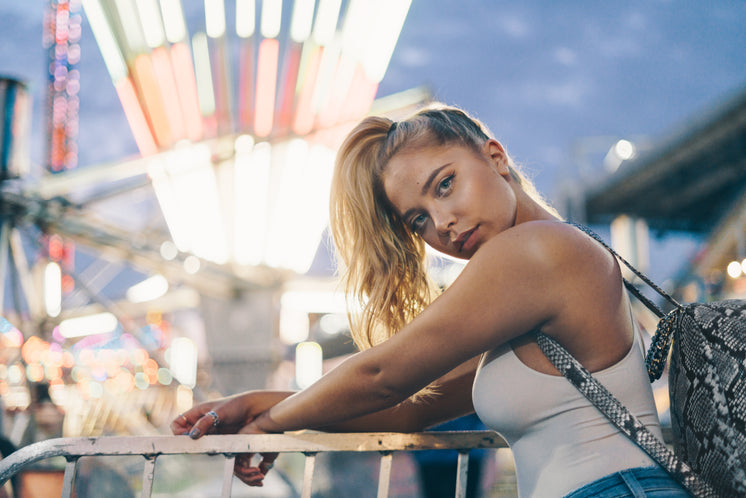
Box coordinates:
[171,104,687,497]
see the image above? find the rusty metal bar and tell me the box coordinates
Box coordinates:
[376,452,393,498]
[221,454,235,497]
[61,458,77,498]
[0,431,507,495]
[141,455,157,497]
[301,452,317,498]
[455,451,469,498]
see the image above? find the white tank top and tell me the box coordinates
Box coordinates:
[472,325,662,498]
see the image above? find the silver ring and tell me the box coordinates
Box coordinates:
[178,413,187,422]
[206,410,220,428]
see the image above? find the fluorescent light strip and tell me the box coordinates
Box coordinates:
[290,0,315,43]
[59,312,118,338]
[312,0,342,45]
[310,35,341,115]
[254,38,279,137]
[292,47,322,135]
[192,32,216,116]
[133,53,173,147]
[151,47,186,141]
[204,0,226,38]
[362,0,411,82]
[113,0,148,55]
[135,0,166,48]
[82,0,128,81]
[115,78,158,155]
[260,0,282,39]
[160,0,187,43]
[235,0,256,38]
[237,40,255,129]
[169,42,204,141]
[276,43,302,132]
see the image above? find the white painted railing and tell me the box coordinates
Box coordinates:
[0,431,507,498]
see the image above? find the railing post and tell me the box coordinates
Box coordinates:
[60,457,78,498]
[221,454,236,497]
[455,451,470,498]
[301,452,317,498]
[141,454,158,498]
[377,451,393,498]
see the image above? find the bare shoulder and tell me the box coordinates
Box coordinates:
[473,220,611,273]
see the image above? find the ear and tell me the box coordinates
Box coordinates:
[483,139,510,176]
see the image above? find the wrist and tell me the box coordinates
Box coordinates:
[255,409,284,433]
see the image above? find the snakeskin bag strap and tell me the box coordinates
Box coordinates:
[535,332,716,497]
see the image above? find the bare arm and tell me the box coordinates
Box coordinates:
[253,223,578,433]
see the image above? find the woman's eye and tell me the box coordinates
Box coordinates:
[411,214,427,232]
[437,175,454,195]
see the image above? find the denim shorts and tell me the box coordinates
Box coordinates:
[563,466,690,497]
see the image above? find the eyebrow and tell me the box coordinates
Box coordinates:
[401,163,451,221]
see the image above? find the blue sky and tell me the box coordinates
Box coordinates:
[3,1,745,193]
[2,0,746,282]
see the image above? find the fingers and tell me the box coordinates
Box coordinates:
[188,409,220,439]
[169,412,191,435]
[258,452,278,475]
[234,453,266,487]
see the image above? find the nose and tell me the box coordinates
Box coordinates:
[432,208,456,237]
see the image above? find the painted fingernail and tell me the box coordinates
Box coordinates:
[189,428,201,438]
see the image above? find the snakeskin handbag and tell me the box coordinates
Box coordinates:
[537,224,746,497]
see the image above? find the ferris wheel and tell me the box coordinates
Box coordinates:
[1,0,426,436]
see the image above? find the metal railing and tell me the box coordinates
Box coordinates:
[0,431,507,498]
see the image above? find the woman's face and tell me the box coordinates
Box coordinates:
[382,139,517,259]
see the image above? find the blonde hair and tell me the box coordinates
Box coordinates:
[330,103,556,353]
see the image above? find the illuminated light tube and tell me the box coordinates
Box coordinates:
[204,0,226,38]
[310,36,341,115]
[238,39,255,131]
[59,312,118,338]
[362,0,412,82]
[164,144,228,263]
[148,158,192,252]
[114,78,158,155]
[234,140,270,265]
[292,47,323,135]
[312,0,342,46]
[169,42,204,141]
[235,0,255,38]
[317,55,355,128]
[135,0,166,48]
[295,341,322,389]
[44,262,62,318]
[341,65,378,122]
[290,0,315,43]
[151,47,186,142]
[160,0,187,43]
[126,274,169,303]
[260,0,282,39]
[192,32,216,117]
[341,0,371,58]
[112,0,148,56]
[133,53,173,147]
[81,0,128,81]
[167,337,197,387]
[275,43,303,133]
[254,38,279,137]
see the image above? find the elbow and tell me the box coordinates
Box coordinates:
[362,363,412,409]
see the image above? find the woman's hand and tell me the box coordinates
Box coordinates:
[170,390,294,438]
[232,414,279,487]
[170,391,294,487]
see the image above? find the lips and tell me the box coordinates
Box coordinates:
[455,227,477,253]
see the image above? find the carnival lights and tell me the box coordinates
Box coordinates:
[81,0,413,273]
